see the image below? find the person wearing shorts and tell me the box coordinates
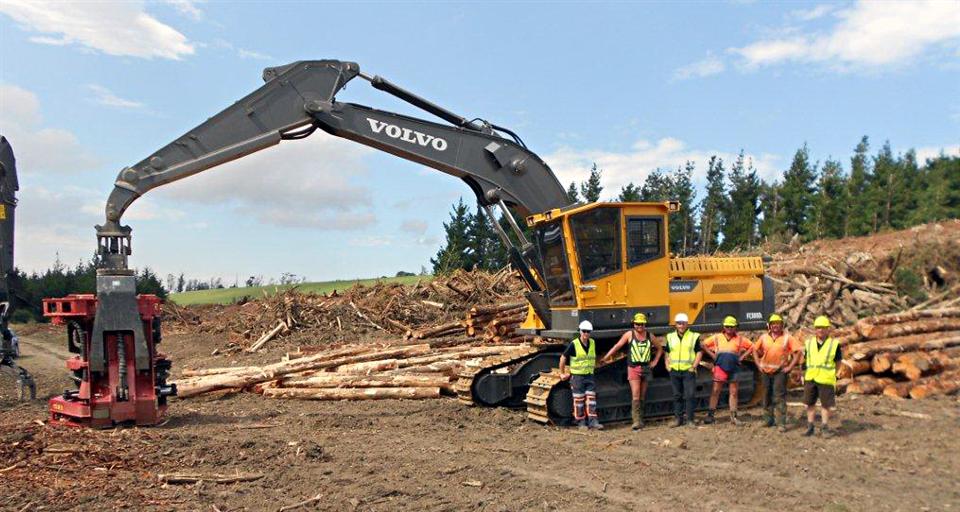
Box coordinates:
[601,313,663,430]
[802,316,841,437]
[702,316,753,425]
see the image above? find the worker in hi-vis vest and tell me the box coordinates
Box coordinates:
[559,321,603,430]
[664,313,703,427]
[601,312,663,430]
[802,316,842,437]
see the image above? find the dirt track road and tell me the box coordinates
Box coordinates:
[3,330,959,511]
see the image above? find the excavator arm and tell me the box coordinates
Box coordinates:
[101,60,568,232]
[91,60,573,367]
[98,60,571,306]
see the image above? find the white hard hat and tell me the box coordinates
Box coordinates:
[674,313,689,324]
[578,320,594,331]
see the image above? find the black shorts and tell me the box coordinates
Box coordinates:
[803,381,836,408]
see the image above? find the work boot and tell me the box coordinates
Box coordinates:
[576,419,588,430]
[730,411,742,426]
[672,416,684,428]
[763,415,775,428]
[803,423,815,437]
[631,400,644,430]
[703,410,716,425]
[587,417,604,430]
[820,425,834,438]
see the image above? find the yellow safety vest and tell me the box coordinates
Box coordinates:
[569,338,596,375]
[629,331,652,365]
[666,330,700,372]
[804,336,839,386]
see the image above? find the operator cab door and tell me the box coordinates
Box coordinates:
[568,206,626,307]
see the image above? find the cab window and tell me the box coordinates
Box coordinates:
[626,216,663,266]
[570,208,621,282]
[535,221,576,306]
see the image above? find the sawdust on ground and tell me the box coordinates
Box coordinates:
[2,329,959,512]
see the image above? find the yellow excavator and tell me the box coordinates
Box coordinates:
[88,60,772,425]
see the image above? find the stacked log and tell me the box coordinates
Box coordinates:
[164,267,527,349]
[407,302,532,343]
[174,341,537,401]
[838,308,960,400]
[768,260,907,327]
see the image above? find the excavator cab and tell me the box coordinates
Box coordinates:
[520,200,771,341]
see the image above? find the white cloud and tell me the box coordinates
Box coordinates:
[789,4,837,22]
[0,0,195,60]
[544,137,781,196]
[157,134,377,230]
[399,219,428,235]
[237,48,272,60]
[913,144,960,164]
[87,85,144,110]
[14,185,99,272]
[731,0,960,69]
[349,235,394,248]
[0,84,100,173]
[209,39,272,60]
[672,54,725,81]
[162,0,203,21]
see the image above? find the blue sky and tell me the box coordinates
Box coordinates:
[1,1,958,284]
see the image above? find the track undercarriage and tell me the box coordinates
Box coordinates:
[455,340,760,426]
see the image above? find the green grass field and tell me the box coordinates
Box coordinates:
[168,275,431,306]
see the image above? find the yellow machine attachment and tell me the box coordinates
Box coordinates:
[518,201,773,339]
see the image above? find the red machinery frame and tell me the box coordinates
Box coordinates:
[43,294,174,428]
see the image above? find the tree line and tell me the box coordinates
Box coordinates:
[11,256,166,323]
[432,136,959,273]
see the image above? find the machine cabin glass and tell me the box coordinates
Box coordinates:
[570,207,622,282]
[534,221,576,306]
[626,216,664,266]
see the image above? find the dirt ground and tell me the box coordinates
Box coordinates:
[2,326,959,512]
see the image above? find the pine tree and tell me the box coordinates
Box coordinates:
[810,159,847,239]
[720,151,761,250]
[913,154,960,222]
[697,156,726,253]
[618,183,641,202]
[640,169,671,201]
[845,136,872,236]
[870,141,905,231]
[431,198,472,273]
[669,162,698,255]
[566,181,580,203]
[758,180,785,241]
[779,144,817,239]
[468,206,509,271]
[579,163,603,202]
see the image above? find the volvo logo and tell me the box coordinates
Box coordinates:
[366,118,448,151]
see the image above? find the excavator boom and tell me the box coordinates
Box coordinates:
[103,60,568,226]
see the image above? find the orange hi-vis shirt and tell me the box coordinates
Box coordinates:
[754,332,802,374]
[703,333,753,355]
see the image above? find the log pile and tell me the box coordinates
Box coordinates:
[164,268,526,351]
[837,308,960,400]
[769,258,909,328]
[173,338,540,401]
[407,302,532,344]
[766,223,960,328]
